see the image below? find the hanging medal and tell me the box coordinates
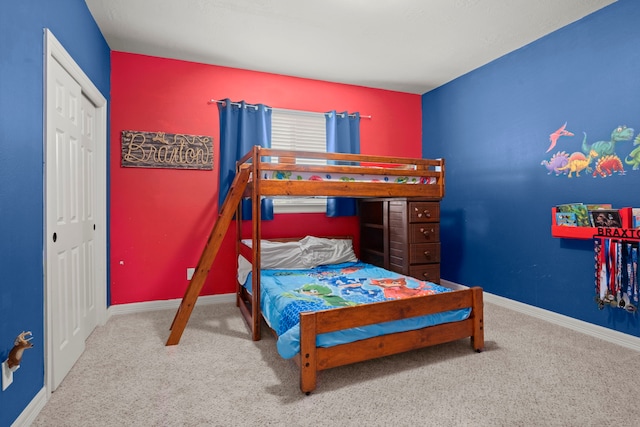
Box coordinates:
[633,244,638,303]
[629,243,638,313]
[600,239,608,309]
[617,241,624,308]
[624,242,633,309]
[606,239,616,304]
[594,239,603,308]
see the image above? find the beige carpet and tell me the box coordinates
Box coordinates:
[33,301,640,427]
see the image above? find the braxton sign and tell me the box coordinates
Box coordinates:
[596,227,640,239]
[121,130,213,170]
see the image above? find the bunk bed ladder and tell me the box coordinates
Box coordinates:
[166,167,250,346]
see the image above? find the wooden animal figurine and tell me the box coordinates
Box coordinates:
[7,331,33,369]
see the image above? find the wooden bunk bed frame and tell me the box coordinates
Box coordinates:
[166,146,483,393]
[233,146,484,394]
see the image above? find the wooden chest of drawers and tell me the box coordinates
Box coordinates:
[359,198,441,283]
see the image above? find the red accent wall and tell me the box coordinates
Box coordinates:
[110,51,421,304]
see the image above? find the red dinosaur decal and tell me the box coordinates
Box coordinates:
[592,155,625,178]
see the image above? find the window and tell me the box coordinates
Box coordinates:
[270,109,327,213]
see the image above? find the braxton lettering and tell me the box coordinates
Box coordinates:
[596,227,640,239]
[121,131,213,170]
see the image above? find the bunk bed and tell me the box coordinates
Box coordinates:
[234,146,484,394]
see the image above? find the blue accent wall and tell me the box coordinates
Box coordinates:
[0,1,109,425]
[422,0,640,336]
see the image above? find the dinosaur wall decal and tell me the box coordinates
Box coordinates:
[541,151,570,175]
[546,122,574,153]
[556,149,598,178]
[624,134,640,170]
[543,123,639,179]
[582,125,634,157]
[592,155,625,178]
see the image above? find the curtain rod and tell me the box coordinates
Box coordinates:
[208,99,371,119]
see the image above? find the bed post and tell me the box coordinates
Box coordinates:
[470,287,484,352]
[235,165,243,308]
[235,149,257,314]
[439,158,446,199]
[299,312,318,394]
[251,146,262,341]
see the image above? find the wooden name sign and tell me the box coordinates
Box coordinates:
[121,130,213,170]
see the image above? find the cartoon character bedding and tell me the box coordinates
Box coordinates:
[238,240,470,359]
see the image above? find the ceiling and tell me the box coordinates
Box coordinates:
[85,0,616,94]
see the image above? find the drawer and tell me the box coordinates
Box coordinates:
[410,223,440,243]
[409,264,440,283]
[409,202,440,222]
[409,243,440,264]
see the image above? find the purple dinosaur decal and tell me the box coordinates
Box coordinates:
[541,151,569,176]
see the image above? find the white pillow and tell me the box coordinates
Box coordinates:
[238,236,357,276]
[237,255,253,285]
[241,239,304,269]
[299,236,357,268]
[238,239,306,284]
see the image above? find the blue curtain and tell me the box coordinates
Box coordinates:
[218,99,273,220]
[326,111,361,217]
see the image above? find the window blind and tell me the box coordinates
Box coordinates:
[270,109,327,213]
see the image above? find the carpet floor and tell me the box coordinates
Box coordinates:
[33,301,640,426]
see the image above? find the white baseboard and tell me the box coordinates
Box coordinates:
[11,386,46,427]
[107,293,236,318]
[441,279,640,353]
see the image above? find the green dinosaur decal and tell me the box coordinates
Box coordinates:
[625,134,640,170]
[582,125,634,157]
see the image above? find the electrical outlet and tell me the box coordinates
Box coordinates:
[187,268,195,280]
[2,360,14,391]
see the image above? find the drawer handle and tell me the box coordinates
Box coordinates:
[422,272,431,279]
[423,251,431,257]
[419,227,434,237]
[415,207,431,218]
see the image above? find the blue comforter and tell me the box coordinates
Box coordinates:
[244,261,470,359]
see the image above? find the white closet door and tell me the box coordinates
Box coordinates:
[47,57,91,390]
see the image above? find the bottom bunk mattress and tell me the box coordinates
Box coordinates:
[241,261,471,359]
